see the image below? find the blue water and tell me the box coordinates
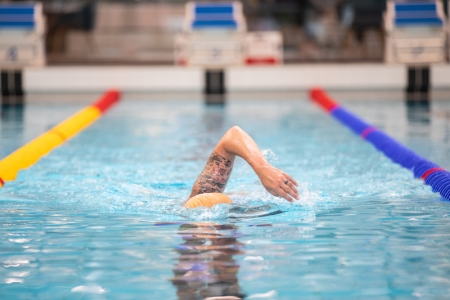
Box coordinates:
[1,93,450,299]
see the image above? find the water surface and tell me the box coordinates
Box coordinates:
[1,93,450,299]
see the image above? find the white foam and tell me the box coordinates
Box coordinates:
[71,286,106,294]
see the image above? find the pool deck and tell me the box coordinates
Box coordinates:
[24,63,450,93]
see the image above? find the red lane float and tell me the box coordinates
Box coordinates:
[92,89,121,113]
[310,88,339,112]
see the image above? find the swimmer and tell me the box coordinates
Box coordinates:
[184,126,299,208]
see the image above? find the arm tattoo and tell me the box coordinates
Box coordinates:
[190,152,233,197]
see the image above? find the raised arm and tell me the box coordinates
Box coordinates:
[188,126,299,202]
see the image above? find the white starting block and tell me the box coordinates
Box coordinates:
[0,2,45,105]
[384,1,447,65]
[175,2,246,67]
[0,2,45,68]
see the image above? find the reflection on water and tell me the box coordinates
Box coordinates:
[405,100,430,125]
[1,105,24,135]
[205,94,226,106]
[171,223,246,300]
[405,100,430,139]
[1,95,25,106]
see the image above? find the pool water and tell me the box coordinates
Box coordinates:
[1,93,450,299]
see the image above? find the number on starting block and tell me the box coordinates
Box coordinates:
[1,45,35,63]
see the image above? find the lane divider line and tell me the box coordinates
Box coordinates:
[0,90,121,188]
[310,87,450,201]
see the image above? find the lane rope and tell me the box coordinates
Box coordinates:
[310,88,450,201]
[0,90,121,188]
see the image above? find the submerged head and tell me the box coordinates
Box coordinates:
[184,193,232,208]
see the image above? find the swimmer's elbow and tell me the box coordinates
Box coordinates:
[217,126,249,155]
[227,126,244,137]
[218,126,242,145]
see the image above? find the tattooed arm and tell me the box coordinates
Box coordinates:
[187,126,299,203]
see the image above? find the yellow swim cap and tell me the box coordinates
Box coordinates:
[184,193,232,208]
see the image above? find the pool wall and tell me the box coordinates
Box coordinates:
[24,64,450,93]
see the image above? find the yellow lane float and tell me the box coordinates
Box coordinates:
[0,90,121,188]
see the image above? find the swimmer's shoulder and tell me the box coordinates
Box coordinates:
[184,193,232,208]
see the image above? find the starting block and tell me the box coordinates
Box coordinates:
[0,2,45,105]
[384,1,447,64]
[175,2,246,67]
[384,1,447,103]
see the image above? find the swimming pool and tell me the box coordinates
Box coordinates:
[1,92,450,299]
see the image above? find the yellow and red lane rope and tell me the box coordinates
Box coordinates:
[0,90,121,188]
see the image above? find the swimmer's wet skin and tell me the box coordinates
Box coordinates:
[184,193,232,208]
[184,126,299,209]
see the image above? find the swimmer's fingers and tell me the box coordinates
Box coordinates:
[267,188,278,197]
[279,182,299,201]
[269,186,293,202]
[282,181,299,200]
[277,188,294,203]
[268,187,294,202]
[283,173,299,186]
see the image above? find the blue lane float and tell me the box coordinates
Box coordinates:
[310,88,450,201]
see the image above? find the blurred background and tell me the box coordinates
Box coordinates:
[4,0,434,65]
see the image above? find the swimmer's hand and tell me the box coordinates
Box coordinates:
[255,163,299,202]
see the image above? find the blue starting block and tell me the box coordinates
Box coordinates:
[191,4,238,30]
[189,3,241,30]
[0,2,45,105]
[394,2,444,26]
[0,5,35,29]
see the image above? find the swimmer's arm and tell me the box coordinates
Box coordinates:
[187,149,235,201]
[187,126,299,203]
[218,126,299,202]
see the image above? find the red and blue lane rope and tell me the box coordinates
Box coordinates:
[310,88,450,201]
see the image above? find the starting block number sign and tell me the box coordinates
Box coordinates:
[0,44,36,65]
[189,39,242,66]
[393,37,445,63]
[175,33,243,66]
